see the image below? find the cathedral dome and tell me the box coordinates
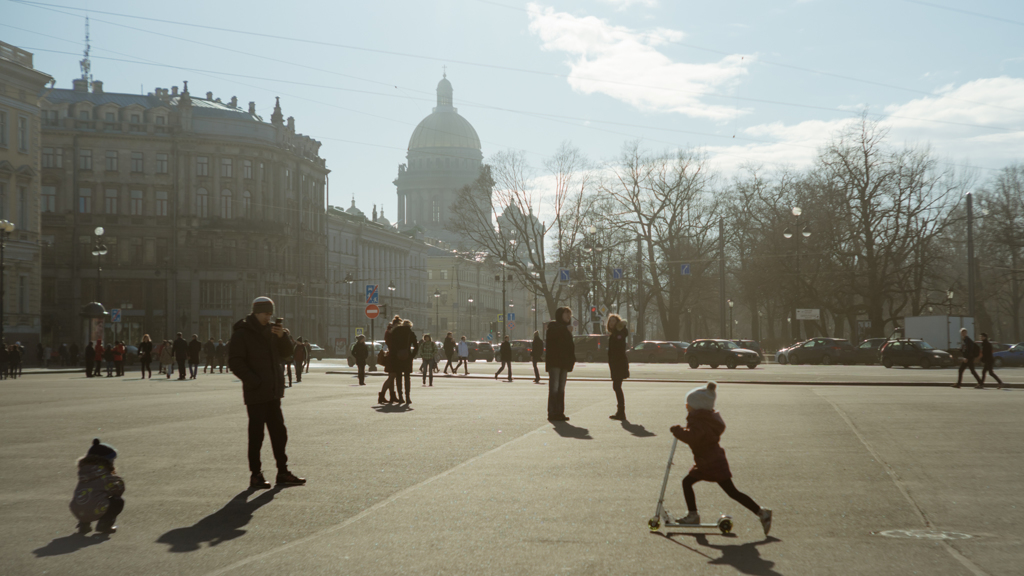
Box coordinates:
[408,76,481,151]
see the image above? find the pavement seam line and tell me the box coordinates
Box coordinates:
[812,389,991,576]
[200,409,586,576]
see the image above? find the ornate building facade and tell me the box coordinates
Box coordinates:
[40,78,328,346]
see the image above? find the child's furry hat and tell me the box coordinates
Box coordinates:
[686,381,717,411]
[87,438,117,461]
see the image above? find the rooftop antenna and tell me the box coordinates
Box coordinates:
[79,16,92,83]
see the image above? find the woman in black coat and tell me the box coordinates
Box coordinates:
[378,316,402,404]
[545,307,575,421]
[530,331,544,383]
[389,320,419,404]
[606,314,630,420]
[138,334,153,379]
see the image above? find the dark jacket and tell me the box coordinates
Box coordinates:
[228,314,293,405]
[545,308,576,373]
[293,342,307,363]
[499,341,512,362]
[981,340,995,363]
[443,336,456,356]
[389,325,419,373]
[172,337,188,360]
[608,324,630,381]
[215,343,227,359]
[352,341,368,362]
[383,325,396,373]
[203,340,216,358]
[69,455,125,522]
[83,344,94,363]
[531,336,544,361]
[187,339,202,363]
[138,341,152,361]
[670,410,732,482]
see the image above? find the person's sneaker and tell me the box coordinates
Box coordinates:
[276,470,306,486]
[250,472,271,489]
[677,511,700,525]
[609,411,626,421]
[758,508,773,536]
[94,520,117,533]
[951,384,961,388]
[76,521,92,535]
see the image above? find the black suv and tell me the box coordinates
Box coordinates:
[879,339,953,368]
[787,338,857,365]
[573,334,609,362]
[687,339,761,369]
[467,341,495,362]
[510,340,540,362]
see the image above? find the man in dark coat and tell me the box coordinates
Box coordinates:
[172,333,189,380]
[442,332,456,374]
[953,327,982,388]
[187,335,202,379]
[352,335,369,385]
[83,342,94,378]
[494,335,513,382]
[229,296,305,489]
[292,338,307,383]
[215,339,227,373]
[389,320,419,404]
[530,331,544,383]
[978,332,1003,389]
[203,338,216,374]
[545,307,576,421]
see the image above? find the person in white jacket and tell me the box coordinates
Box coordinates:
[454,336,470,375]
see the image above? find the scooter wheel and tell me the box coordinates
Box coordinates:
[648,517,661,531]
[719,519,733,534]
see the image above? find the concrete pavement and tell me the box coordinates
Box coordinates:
[3,368,1023,575]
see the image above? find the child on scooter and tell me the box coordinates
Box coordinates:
[670,381,773,535]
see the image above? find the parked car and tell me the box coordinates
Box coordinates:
[510,340,536,362]
[626,341,681,363]
[731,340,763,360]
[573,334,609,362]
[879,339,954,368]
[687,339,761,369]
[308,343,324,361]
[667,341,690,361]
[347,340,385,368]
[467,341,495,362]
[990,342,1012,353]
[787,338,857,365]
[774,342,805,365]
[993,344,1024,368]
[853,338,888,365]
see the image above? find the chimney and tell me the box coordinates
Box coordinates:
[73,78,88,92]
[206,91,213,100]
[248,101,256,115]
[171,86,178,96]
[91,80,103,93]
[229,96,237,108]
[287,116,295,132]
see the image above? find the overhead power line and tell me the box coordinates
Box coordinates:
[900,0,1024,27]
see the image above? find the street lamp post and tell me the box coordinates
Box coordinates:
[947,289,954,316]
[92,227,108,305]
[468,298,474,339]
[728,300,734,339]
[386,281,396,335]
[344,273,354,349]
[433,289,441,334]
[782,208,811,341]
[0,220,14,343]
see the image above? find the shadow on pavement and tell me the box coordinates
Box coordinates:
[692,534,782,576]
[552,420,592,439]
[372,404,413,413]
[621,420,657,437]
[33,532,110,557]
[156,486,283,552]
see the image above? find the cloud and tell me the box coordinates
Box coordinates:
[526,4,754,120]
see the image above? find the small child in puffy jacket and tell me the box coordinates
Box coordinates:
[70,438,125,534]
[670,382,773,535]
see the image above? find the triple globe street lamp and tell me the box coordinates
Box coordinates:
[782,207,812,341]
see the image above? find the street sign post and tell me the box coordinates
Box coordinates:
[110,308,122,323]
[508,321,516,331]
[355,327,364,338]
[599,305,608,315]
[612,268,623,279]
[680,263,691,276]
[507,313,515,322]
[559,269,571,282]
[365,284,379,304]
[796,308,820,321]
[497,314,504,322]
[365,304,381,319]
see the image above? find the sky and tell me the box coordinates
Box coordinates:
[3,0,1023,221]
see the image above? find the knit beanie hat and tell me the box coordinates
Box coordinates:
[686,381,717,411]
[87,438,117,461]
[252,296,274,315]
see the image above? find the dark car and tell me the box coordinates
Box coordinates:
[308,343,325,361]
[626,341,681,363]
[573,334,609,362]
[993,344,1024,368]
[879,339,953,368]
[509,340,536,362]
[668,341,690,361]
[787,338,857,365]
[853,338,887,365]
[731,340,763,360]
[775,341,807,365]
[467,341,495,362]
[687,339,761,369]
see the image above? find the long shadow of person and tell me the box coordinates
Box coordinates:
[692,533,783,576]
[372,404,412,413]
[156,486,283,552]
[620,419,656,437]
[552,420,592,439]
[33,532,110,557]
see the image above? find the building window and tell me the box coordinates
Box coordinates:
[105,189,118,214]
[155,116,165,125]
[440,269,448,280]
[242,190,252,218]
[130,190,143,215]
[42,147,62,168]
[79,149,92,170]
[43,110,59,126]
[432,199,440,223]
[79,188,92,213]
[220,189,232,219]
[196,156,209,176]
[243,160,252,179]
[17,116,28,152]
[130,113,140,123]
[195,188,209,217]
[220,158,232,178]
[427,270,433,280]
[0,111,7,147]
[79,110,90,121]
[104,112,116,122]
[155,190,168,216]
[42,186,56,213]
[19,276,26,314]
[200,281,236,308]
[259,162,265,180]
[105,150,118,171]
[0,183,5,219]
[156,153,168,174]
[18,187,26,228]
[131,152,143,173]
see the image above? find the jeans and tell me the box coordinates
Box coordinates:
[357,361,366,385]
[189,362,199,378]
[443,353,455,373]
[981,361,1002,385]
[140,359,151,378]
[532,359,541,382]
[495,361,512,380]
[454,357,469,374]
[612,378,625,410]
[246,399,289,474]
[957,359,980,384]
[420,359,434,385]
[106,360,114,376]
[177,358,187,379]
[548,367,568,418]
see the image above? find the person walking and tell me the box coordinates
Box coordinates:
[495,335,512,382]
[953,327,982,388]
[606,314,630,421]
[454,336,470,375]
[104,344,115,377]
[215,339,227,373]
[378,316,402,404]
[138,335,153,379]
[303,339,312,374]
[352,335,368,385]
[203,338,216,374]
[93,339,104,377]
[159,341,174,379]
[172,333,188,380]
[113,341,126,376]
[442,332,456,375]
[187,335,202,380]
[531,331,544,383]
[545,307,575,421]
[979,332,1003,389]
[391,319,419,403]
[83,341,95,378]
[228,296,305,489]
[419,334,437,387]
[292,338,307,384]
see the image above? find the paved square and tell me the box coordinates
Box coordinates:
[3,368,1023,575]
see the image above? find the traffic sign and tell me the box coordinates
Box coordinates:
[508,321,515,330]
[680,263,691,276]
[497,314,504,322]
[486,334,493,341]
[365,304,381,319]
[355,327,364,338]
[110,308,122,323]
[612,268,623,279]
[365,284,379,304]
[599,305,608,315]
[559,268,571,282]
[572,319,579,327]
[507,313,515,322]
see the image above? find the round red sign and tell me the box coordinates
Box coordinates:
[365,304,380,319]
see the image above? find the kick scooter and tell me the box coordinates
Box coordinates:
[648,438,733,534]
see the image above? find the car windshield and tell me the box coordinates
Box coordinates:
[914,341,934,350]
[722,341,740,349]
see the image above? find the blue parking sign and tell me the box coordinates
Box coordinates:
[110,308,122,323]
[366,284,379,304]
[507,313,515,322]
[680,263,691,276]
